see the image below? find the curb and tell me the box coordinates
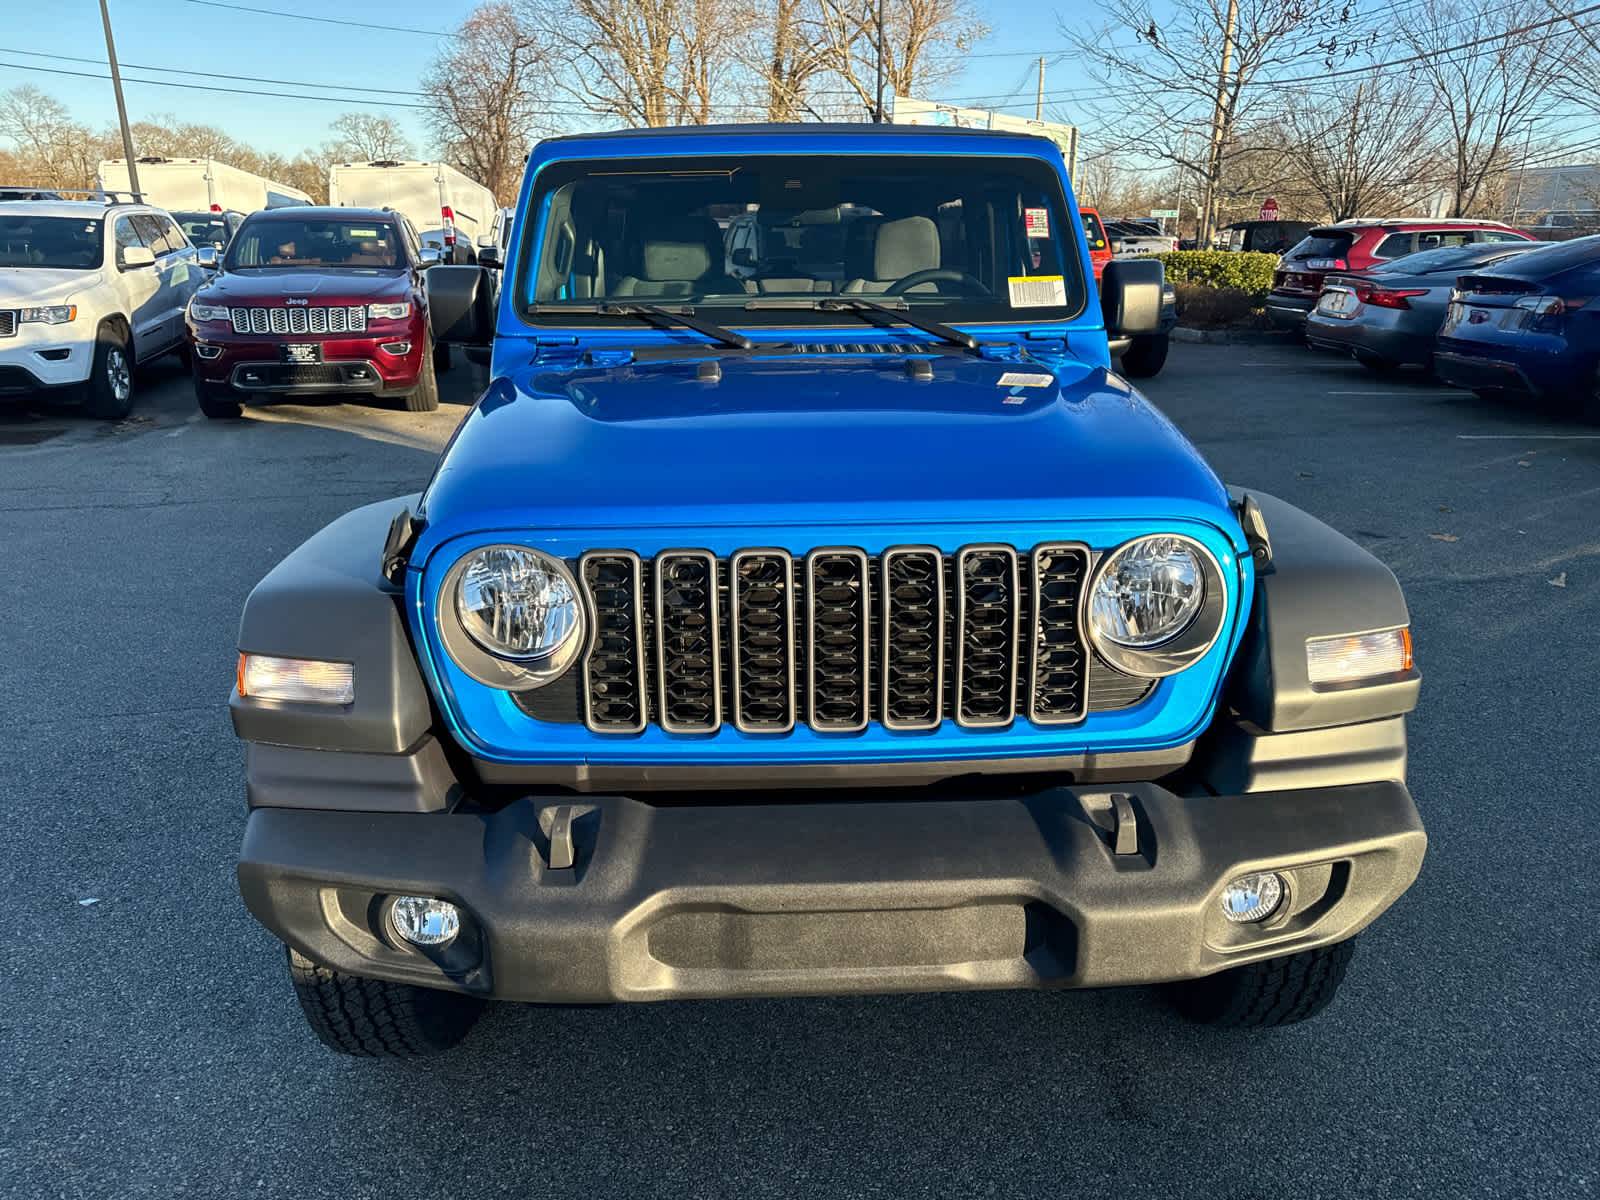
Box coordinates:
[1173,327,1299,345]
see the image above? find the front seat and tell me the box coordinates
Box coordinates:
[841,215,941,294]
[613,217,739,298]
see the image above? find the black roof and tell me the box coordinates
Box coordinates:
[247,205,395,220]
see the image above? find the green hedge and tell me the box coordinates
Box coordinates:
[1153,251,1280,301]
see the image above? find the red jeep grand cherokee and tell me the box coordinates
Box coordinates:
[1266,218,1534,330]
[186,207,442,417]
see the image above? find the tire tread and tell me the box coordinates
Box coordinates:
[286,948,482,1057]
[1170,939,1355,1029]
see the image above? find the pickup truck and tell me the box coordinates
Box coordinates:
[231,124,1425,1057]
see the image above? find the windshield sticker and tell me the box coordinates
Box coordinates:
[1007,275,1067,308]
[347,228,379,238]
[1024,208,1050,239]
[997,371,1054,388]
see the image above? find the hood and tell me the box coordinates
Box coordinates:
[199,268,409,306]
[416,351,1239,553]
[0,267,103,305]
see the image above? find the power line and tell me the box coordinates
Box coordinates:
[0,45,428,97]
[181,0,457,39]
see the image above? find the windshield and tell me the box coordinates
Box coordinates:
[518,153,1087,327]
[173,212,232,247]
[0,215,104,269]
[1080,211,1108,252]
[1285,233,1354,262]
[225,217,402,269]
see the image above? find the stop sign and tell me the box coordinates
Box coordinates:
[1259,198,1280,221]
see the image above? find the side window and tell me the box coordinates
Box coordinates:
[1415,231,1470,252]
[158,215,190,253]
[1373,233,1413,259]
[1478,230,1525,243]
[113,215,145,266]
[132,214,176,256]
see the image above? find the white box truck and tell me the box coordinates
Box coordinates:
[327,160,495,264]
[97,157,312,214]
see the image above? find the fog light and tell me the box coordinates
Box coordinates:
[390,896,461,947]
[195,344,223,360]
[1221,872,1284,923]
[378,340,412,356]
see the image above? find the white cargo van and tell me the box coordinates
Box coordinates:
[97,157,312,214]
[327,161,495,263]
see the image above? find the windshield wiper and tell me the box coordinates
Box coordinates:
[532,301,752,350]
[746,296,979,351]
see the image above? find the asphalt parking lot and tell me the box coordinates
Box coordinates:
[2,344,1596,1200]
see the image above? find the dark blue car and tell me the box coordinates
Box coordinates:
[227,125,1426,1056]
[1435,235,1600,418]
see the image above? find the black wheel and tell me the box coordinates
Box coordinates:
[1118,332,1170,378]
[402,339,440,412]
[1358,353,1399,373]
[82,324,134,420]
[194,377,242,419]
[287,948,484,1057]
[1168,939,1355,1028]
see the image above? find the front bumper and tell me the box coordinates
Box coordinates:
[188,320,423,396]
[238,779,1425,1003]
[0,325,94,391]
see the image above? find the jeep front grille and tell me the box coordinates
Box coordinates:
[0,310,16,338]
[573,544,1098,736]
[229,306,367,335]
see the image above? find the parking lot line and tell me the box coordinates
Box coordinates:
[1456,434,1600,440]
[1326,390,1457,396]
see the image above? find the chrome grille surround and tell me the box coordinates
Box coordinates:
[805,548,871,733]
[879,547,945,731]
[229,306,366,335]
[953,545,1021,728]
[730,549,797,734]
[1028,542,1091,724]
[579,550,648,734]
[653,549,721,734]
[0,310,16,338]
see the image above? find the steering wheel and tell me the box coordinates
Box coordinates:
[886,269,992,296]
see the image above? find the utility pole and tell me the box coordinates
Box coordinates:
[873,0,886,123]
[1199,0,1238,250]
[99,0,140,200]
[1036,57,1045,122]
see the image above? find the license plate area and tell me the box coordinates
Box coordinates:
[1318,289,1354,316]
[280,342,323,365]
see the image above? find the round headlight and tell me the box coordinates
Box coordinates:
[1089,535,1205,647]
[455,545,582,662]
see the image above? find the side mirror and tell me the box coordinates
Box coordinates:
[426,264,493,346]
[197,246,219,270]
[1102,258,1164,337]
[121,245,156,270]
[477,246,502,270]
[476,232,496,249]
[418,247,442,268]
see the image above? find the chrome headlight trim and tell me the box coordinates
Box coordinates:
[1083,534,1227,678]
[435,545,588,690]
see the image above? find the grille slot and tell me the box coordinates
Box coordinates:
[806,548,871,732]
[573,543,1128,736]
[654,550,721,734]
[1028,543,1090,724]
[730,550,796,733]
[580,551,648,733]
[954,545,1020,728]
[230,306,366,335]
[0,310,16,338]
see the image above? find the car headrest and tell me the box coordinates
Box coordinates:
[871,216,940,282]
[639,217,720,281]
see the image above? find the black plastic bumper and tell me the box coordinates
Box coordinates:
[238,780,1425,1003]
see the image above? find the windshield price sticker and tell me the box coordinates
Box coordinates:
[1024,208,1050,239]
[1007,275,1067,308]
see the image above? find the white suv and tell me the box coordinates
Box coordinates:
[0,199,206,418]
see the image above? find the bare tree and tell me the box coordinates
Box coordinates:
[0,85,101,188]
[1270,77,1445,220]
[816,0,988,119]
[1067,0,1345,248]
[1401,0,1582,217]
[527,0,736,127]
[329,111,415,162]
[423,3,551,199]
[728,0,834,120]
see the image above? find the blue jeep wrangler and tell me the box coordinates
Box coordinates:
[233,125,1425,1056]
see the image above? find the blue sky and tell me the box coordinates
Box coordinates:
[1,0,1083,158]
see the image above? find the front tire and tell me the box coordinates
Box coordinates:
[1118,332,1170,378]
[402,339,440,412]
[1168,939,1355,1028]
[82,324,134,420]
[195,377,242,419]
[287,948,484,1057]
